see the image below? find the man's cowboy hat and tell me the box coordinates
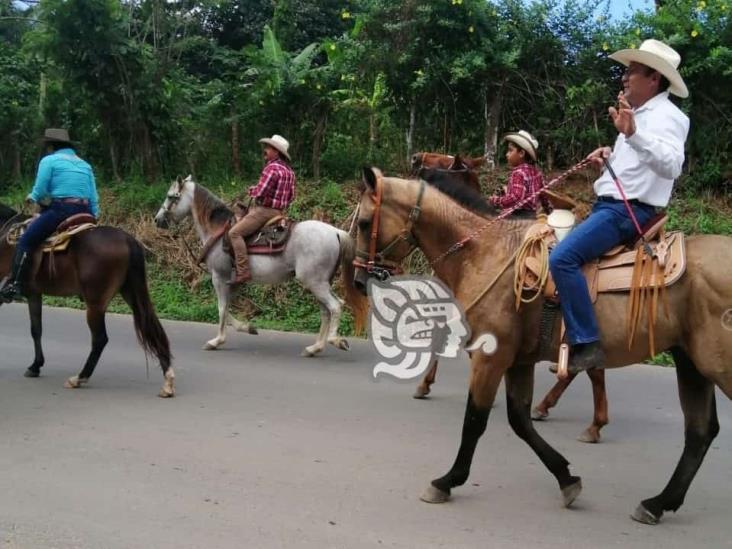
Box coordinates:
[41,128,75,146]
[503,130,539,161]
[609,39,688,98]
[259,134,291,161]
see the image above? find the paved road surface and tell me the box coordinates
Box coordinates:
[0,304,730,549]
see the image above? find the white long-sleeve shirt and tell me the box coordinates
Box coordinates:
[594,91,690,207]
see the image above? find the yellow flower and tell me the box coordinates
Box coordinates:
[698,0,706,7]
[629,43,636,49]
[691,29,699,37]
[316,84,322,90]
[602,42,609,51]
[468,25,474,33]
[330,44,336,51]
[635,28,641,35]
[341,10,351,19]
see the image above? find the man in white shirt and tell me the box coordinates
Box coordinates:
[549,39,690,373]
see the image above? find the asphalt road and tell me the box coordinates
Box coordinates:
[0,304,730,549]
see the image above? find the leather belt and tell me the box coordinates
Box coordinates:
[54,198,89,205]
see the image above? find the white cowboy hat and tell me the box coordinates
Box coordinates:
[503,130,539,161]
[609,39,688,98]
[259,134,291,161]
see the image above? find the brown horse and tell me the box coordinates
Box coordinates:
[411,152,486,173]
[415,157,482,194]
[353,167,732,524]
[0,204,175,397]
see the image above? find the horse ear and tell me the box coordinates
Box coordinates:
[362,166,381,192]
[452,154,467,170]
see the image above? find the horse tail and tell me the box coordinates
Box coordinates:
[336,229,369,336]
[121,235,172,370]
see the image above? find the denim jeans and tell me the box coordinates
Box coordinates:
[548,200,656,345]
[17,201,91,254]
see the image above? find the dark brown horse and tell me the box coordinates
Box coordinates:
[411,152,486,173]
[0,203,175,397]
[416,157,482,194]
[353,167,731,525]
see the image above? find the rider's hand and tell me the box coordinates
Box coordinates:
[608,91,636,137]
[585,146,612,169]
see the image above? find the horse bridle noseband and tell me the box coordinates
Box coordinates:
[353,177,426,281]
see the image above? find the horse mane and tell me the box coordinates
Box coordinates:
[192,184,233,229]
[416,170,497,217]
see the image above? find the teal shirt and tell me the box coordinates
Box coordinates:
[29,148,99,216]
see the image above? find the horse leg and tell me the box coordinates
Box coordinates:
[531,370,577,420]
[577,369,609,443]
[64,304,108,389]
[204,273,230,350]
[631,346,719,525]
[324,292,349,352]
[420,355,504,503]
[24,293,45,378]
[505,362,583,506]
[413,358,438,399]
[302,304,329,357]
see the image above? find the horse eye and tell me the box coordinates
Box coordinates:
[357,219,371,231]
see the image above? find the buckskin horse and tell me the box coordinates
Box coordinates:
[154,175,368,356]
[352,166,732,524]
[411,152,486,174]
[0,203,175,397]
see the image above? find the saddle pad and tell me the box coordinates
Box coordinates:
[6,219,97,253]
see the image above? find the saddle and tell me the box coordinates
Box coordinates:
[199,215,295,264]
[6,213,97,253]
[515,213,686,355]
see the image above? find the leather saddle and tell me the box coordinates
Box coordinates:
[217,215,294,259]
[518,213,686,304]
[6,213,97,253]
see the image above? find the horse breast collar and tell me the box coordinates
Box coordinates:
[353,177,426,280]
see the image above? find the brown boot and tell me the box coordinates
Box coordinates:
[229,237,252,285]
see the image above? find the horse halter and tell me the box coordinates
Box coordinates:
[161,185,183,216]
[353,177,426,281]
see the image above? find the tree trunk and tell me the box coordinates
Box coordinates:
[231,107,241,177]
[39,72,47,115]
[483,82,504,170]
[405,102,416,167]
[312,110,328,181]
[12,141,21,182]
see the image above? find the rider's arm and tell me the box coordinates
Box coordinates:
[490,169,526,209]
[248,164,278,199]
[28,155,54,204]
[88,169,99,217]
[625,106,689,180]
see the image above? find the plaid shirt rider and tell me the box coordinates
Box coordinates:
[248,158,296,210]
[489,163,550,213]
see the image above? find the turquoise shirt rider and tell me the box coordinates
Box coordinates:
[28,148,100,217]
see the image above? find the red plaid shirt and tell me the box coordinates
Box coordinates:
[489,163,550,213]
[248,158,296,210]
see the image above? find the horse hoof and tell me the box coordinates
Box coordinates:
[420,484,450,504]
[248,326,259,335]
[336,339,350,351]
[64,376,86,389]
[561,478,582,507]
[301,349,316,357]
[631,503,661,525]
[577,429,601,443]
[24,368,40,378]
[531,407,549,421]
[158,388,175,398]
[413,387,430,399]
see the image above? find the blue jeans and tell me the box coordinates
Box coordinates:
[548,200,656,345]
[17,201,91,254]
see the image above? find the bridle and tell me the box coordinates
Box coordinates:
[353,177,426,281]
[160,185,183,217]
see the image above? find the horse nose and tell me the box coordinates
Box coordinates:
[354,268,368,296]
[155,215,169,229]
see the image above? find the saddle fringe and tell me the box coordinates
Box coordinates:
[626,247,670,356]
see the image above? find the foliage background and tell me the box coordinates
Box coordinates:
[1,0,730,340]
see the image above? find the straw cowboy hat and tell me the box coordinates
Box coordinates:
[609,39,688,98]
[259,134,291,161]
[503,130,539,161]
[41,128,75,146]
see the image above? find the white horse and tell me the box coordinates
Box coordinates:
[154,175,367,356]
